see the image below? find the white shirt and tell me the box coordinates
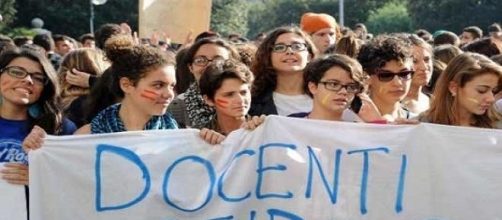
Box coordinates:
[273,92,313,116]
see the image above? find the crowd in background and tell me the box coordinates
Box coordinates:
[1,12,502,217]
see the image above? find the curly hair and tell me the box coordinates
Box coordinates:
[199,59,254,100]
[104,35,175,98]
[235,43,257,68]
[251,26,316,97]
[357,34,413,75]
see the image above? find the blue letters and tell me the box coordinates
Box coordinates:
[305,146,342,204]
[95,144,151,212]
[256,143,296,200]
[267,209,303,220]
[218,149,256,202]
[395,154,407,213]
[347,147,390,215]
[162,155,215,212]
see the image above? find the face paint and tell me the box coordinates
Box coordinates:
[140,89,159,102]
[321,94,331,106]
[466,97,480,104]
[215,98,229,108]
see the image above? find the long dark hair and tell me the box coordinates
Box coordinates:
[251,26,316,97]
[0,48,63,134]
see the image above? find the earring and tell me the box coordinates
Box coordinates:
[28,103,42,118]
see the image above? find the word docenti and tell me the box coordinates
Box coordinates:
[95,143,407,219]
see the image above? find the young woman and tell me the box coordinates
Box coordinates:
[293,54,366,121]
[246,54,414,128]
[402,34,433,114]
[24,36,224,148]
[0,47,76,216]
[199,59,254,135]
[419,52,502,128]
[58,48,110,127]
[250,26,316,116]
[357,35,416,122]
[167,37,240,128]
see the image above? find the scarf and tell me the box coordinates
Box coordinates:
[90,104,178,134]
[184,83,215,128]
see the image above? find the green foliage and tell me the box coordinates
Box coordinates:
[0,0,16,31]
[245,0,393,38]
[4,0,501,41]
[11,0,138,38]
[366,1,413,34]
[407,0,502,33]
[211,0,250,37]
[1,27,36,38]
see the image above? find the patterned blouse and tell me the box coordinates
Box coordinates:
[90,103,178,134]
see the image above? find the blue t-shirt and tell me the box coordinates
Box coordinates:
[0,117,77,164]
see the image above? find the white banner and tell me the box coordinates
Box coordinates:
[0,163,27,220]
[28,116,502,220]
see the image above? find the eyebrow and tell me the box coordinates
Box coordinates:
[379,68,411,72]
[8,66,44,75]
[275,40,305,44]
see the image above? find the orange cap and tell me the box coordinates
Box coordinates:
[300,12,338,34]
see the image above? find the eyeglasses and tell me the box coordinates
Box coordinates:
[271,42,307,53]
[1,66,48,85]
[192,56,225,67]
[374,69,414,82]
[318,81,362,93]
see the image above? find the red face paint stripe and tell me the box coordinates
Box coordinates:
[141,92,158,99]
[143,89,159,96]
[216,99,229,104]
[140,94,156,101]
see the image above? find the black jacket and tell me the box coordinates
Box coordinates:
[249,89,278,116]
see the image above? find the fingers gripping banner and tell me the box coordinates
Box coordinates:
[28,116,502,219]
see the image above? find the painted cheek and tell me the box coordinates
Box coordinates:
[321,94,331,106]
[140,89,159,102]
[215,98,229,109]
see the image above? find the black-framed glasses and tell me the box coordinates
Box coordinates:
[0,66,48,85]
[374,69,414,82]
[192,56,225,67]
[271,42,307,53]
[318,81,363,93]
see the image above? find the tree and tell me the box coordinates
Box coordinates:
[0,0,16,30]
[366,1,413,34]
[246,0,394,38]
[211,0,250,37]
[11,0,138,38]
[408,0,502,34]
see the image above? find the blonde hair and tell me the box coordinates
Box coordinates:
[425,52,502,128]
[59,48,110,109]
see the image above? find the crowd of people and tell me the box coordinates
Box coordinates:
[1,12,502,217]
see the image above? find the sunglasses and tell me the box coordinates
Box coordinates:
[0,66,48,86]
[374,69,414,82]
[318,81,362,93]
[271,42,307,53]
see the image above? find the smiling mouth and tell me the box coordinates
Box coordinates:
[282,58,298,63]
[15,87,33,94]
